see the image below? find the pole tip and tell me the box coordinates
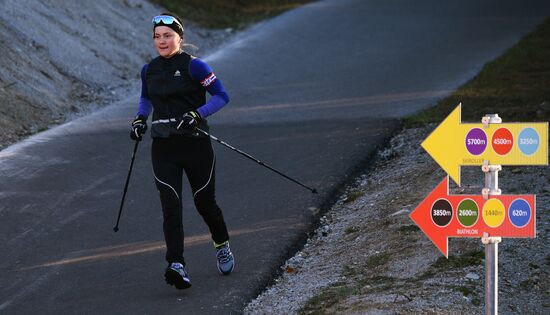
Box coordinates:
[113,227,119,233]
[311,189,318,194]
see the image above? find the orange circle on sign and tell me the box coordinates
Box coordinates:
[492,128,513,155]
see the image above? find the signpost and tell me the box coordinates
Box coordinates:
[421,103,548,186]
[410,176,536,258]
[410,103,548,315]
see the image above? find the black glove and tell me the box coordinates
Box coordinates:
[130,115,147,141]
[177,110,201,130]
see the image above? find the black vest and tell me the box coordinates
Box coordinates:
[146,52,209,138]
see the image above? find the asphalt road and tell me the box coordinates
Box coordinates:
[1,0,549,314]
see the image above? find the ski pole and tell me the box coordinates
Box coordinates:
[113,140,140,232]
[196,128,318,194]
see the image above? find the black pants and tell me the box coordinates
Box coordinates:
[151,136,229,264]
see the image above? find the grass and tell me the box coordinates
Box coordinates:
[404,17,550,126]
[298,282,354,315]
[431,250,484,269]
[150,0,314,29]
[298,276,396,315]
[343,190,365,203]
[344,225,360,234]
[450,283,482,308]
[414,249,484,282]
[398,224,421,234]
[450,284,475,297]
[365,252,391,268]
[297,254,395,313]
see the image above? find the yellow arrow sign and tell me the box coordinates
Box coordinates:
[421,103,548,186]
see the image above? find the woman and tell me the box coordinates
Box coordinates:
[130,13,234,290]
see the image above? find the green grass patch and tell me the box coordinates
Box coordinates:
[528,262,540,269]
[450,284,475,297]
[432,250,484,269]
[344,225,360,234]
[298,283,355,315]
[398,224,420,234]
[365,252,391,268]
[298,276,396,314]
[520,278,536,288]
[343,190,365,203]
[404,17,550,126]
[150,0,313,29]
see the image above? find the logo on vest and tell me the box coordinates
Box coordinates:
[174,70,181,77]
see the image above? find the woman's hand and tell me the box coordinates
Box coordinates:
[177,111,201,130]
[130,115,148,141]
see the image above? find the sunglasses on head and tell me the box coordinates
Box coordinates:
[152,15,183,27]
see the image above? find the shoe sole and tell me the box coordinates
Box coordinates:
[164,269,192,290]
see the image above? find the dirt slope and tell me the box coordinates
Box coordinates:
[0,0,229,149]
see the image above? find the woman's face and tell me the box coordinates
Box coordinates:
[154,26,181,58]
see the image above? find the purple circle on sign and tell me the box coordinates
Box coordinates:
[465,128,487,155]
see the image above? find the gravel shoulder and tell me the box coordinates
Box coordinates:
[244,125,549,314]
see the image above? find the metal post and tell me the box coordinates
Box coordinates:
[480,113,503,199]
[481,162,502,199]
[482,233,501,315]
[481,167,502,314]
[480,113,503,315]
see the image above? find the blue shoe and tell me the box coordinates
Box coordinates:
[164,262,191,289]
[215,242,235,275]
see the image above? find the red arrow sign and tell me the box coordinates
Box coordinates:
[410,177,535,257]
